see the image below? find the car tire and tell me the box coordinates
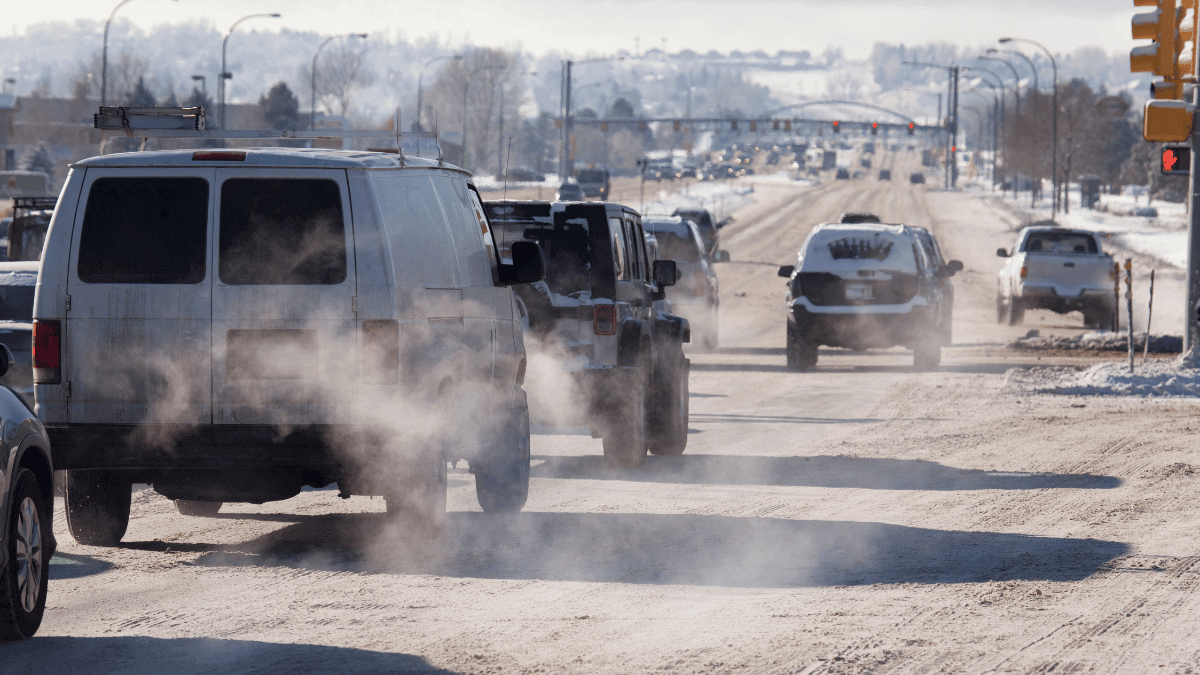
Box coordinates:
[913,332,942,371]
[786,322,818,371]
[64,469,132,547]
[1005,296,1025,326]
[940,310,953,346]
[475,398,531,513]
[648,352,689,456]
[602,365,649,467]
[996,291,1006,324]
[0,469,49,640]
[385,450,448,537]
[174,500,223,517]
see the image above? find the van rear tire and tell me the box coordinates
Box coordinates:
[475,400,531,513]
[64,470,131,547]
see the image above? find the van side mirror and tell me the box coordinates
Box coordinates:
[712,250,731,263]
[996,248,1009,257]
[778,264,795,277]
[0,344,12,378]
[499,241,545,285]
[717,217,733,229]
[653,260,677,287]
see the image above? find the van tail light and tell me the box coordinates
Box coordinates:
[1019,266,1028,279]
[33,320,61,384]
[192,151,246,161]
[593,304,617,336]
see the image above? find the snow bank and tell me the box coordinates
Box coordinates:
[1007,330,1182,354]
[1004,355,1200,397]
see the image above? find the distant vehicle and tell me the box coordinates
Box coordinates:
[778,223,961,371]
[839,213,881,224]
[496,167,546,183]
[556,182,586,200]
[0,171,50,200]
[822,150,838,171]
[0,261,38,405]
[671,207,729,257]
[879,169,892,181]
[678,166,698,179]
[765,151,780,165]
[575,167,611,199]
[910,172,926,184]
[860,157,871,168]
[851,170,865,179]
[6,197,56,262]
[835,168,851,180]
[0,346,54,640]
[643,216,725,350]
[996,227,1116,328]
[921,149,935,167]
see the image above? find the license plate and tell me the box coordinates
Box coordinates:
[844,283,873,301]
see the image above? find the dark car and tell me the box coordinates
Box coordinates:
[484,200,690,466]
[671,207,729,258]
[575,167,611,199]
[0,345,55,639]
[778,223,961,371]
[644,216,724,350]
[879,169,892,181]
[910,172,926,184]
[556,182,586,201]
[835,168,851,180]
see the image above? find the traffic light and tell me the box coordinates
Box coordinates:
[907,122,915,135]
[1179,0,1196,76]
[1131,0,1178,77]
[672,120,681,131]
[1143,99,1195,141]
[784,120,792,132]
[832,120,840,133]
[1162,144,1191,173]
[871,122,879,135]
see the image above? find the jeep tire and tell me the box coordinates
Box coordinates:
[648,352,689,456]
[475,398,531,513]
[0,469,49,640]
[65,469,132,547]
[602,366,649,467]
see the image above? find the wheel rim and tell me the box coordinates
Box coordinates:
[15,495,42,613]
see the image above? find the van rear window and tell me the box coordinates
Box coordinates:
[77,177,208,284]
[219,178,347,285]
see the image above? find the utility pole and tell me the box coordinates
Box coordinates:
[560,60,573,179]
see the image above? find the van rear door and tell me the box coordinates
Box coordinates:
[211,169,357,426]
[64,168,214,425]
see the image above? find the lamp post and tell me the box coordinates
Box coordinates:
[977,55,1021,115]
[462,64,505,171]
[987,48,1038,92]
[961,90,999,189]
[220,12,281,130]
[560,56,625,179]
[416,54,462,132]
[309,32,368,130]
[1001,37,1057,216]
[903,60,959,188]
[102,0,177,107]
[496,71,538,176]
[191,74,206,97]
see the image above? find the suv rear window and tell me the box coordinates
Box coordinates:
[77,177,209,284]
[219,178,347,285]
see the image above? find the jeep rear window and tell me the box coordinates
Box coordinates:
[219,178,347,285]
[77,177,208,284]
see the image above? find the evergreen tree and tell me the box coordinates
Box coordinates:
[161,90,179,107]
[182,87,217,129]
[125,76,157,107]
[259,81,301,130]
[20,142,55,183]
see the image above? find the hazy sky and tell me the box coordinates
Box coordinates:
[6,0,1130,60]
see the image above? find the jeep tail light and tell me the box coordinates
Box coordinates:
[33,320,61,384]
[1019,266,1027,278]
[593,304,617,335]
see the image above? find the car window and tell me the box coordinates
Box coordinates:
[77,176,208,284]
[0,270,36,321]
[466,186,500,273]
[219,178,347,285]
[625,218,644,281]
[609,217,630,281]
[1023,232,1098,254]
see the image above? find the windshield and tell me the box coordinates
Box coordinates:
[486,204,593,296]
[0,271,37,321]
[800,229,918,275]
[650,232,702,262]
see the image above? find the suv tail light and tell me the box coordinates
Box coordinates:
[33,320,61,384]
[1019,266,1028,278]
[593,304,617,335]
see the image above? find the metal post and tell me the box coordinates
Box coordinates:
[1145,269,1155,362]
[1187,83,1200,353]
[1126,259,1134,372]
[222,13,282,131]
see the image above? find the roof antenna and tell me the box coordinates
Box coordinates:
[394,105,405,167]
[502,135,513,201]
[434,112,444,166]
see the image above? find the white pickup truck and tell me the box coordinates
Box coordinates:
[996,226,1115,328]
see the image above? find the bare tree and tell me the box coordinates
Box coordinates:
[423,48,526,172]
[315,42,375,118]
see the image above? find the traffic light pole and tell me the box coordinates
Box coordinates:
[1187,84,1200,353]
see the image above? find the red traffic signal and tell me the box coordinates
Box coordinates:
[832,120,840,133]
[871,122,879,135]
[907,122,915,135]
[1162,145,1191,174]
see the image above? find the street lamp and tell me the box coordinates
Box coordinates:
[102,0,176,107]
[220,12,282,130]
[560,56,625,178]
[191,74,206,97]
[987,48,1038,92]
[310,33,369,130]
[416,54,462,132]
[977,55,1021,115]
[462,64,505,171]
[1000,37,1058,217]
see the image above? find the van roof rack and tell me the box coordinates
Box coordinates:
[93,106,438,164]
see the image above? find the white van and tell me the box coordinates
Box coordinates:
[32,147,544,545]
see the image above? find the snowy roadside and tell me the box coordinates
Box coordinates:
[1003,354,1200,397]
